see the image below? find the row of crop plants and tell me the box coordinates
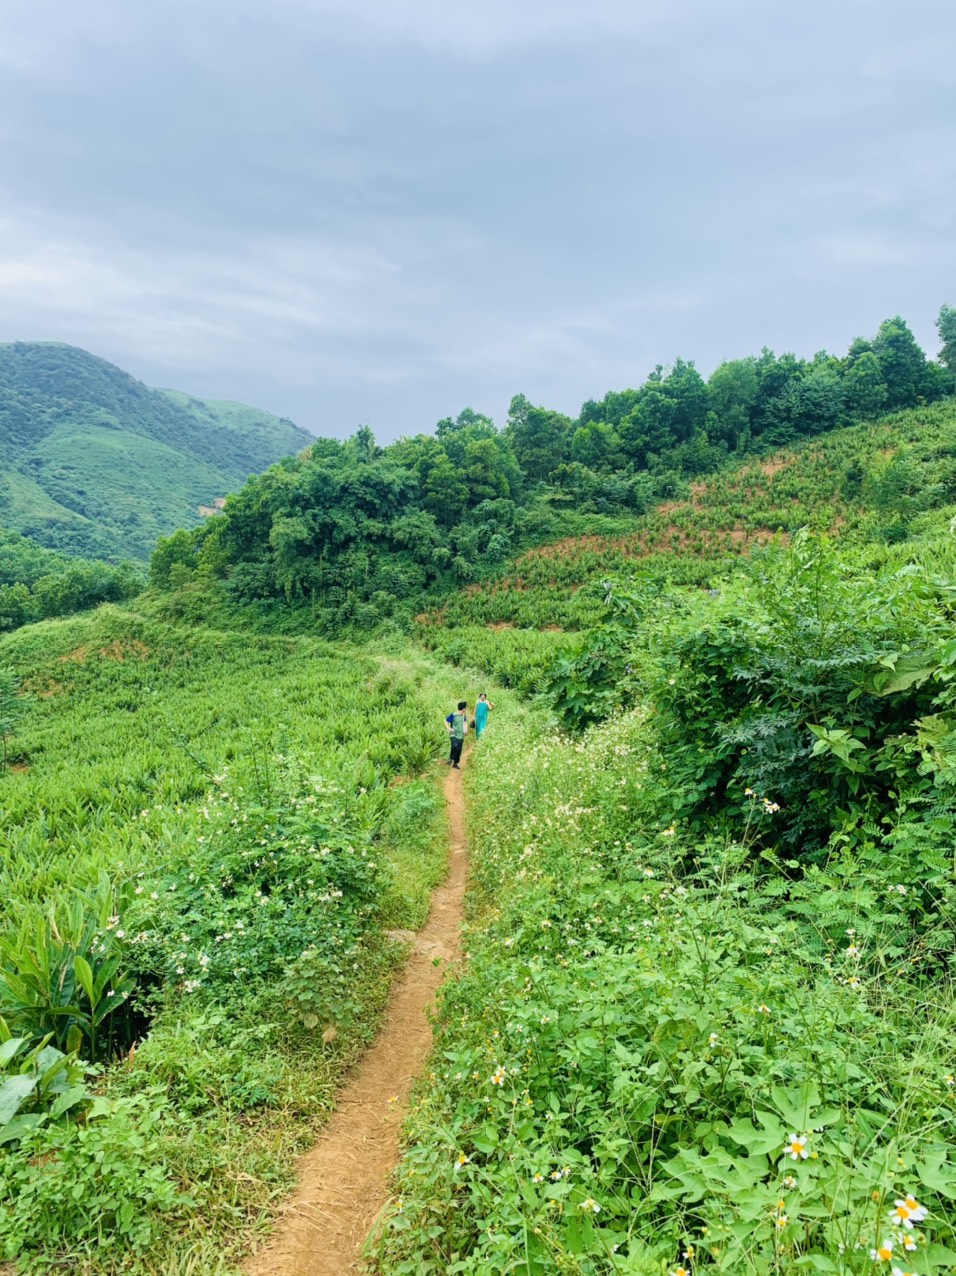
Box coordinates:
[0,607,474,1273]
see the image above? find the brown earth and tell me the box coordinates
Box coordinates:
[242,760,469,1276]
[58,645,89,663]
[758,456,790,477]
[57,639,149,664]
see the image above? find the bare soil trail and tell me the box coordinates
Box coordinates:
[243,759,468,1276]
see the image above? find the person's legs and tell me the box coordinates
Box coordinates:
[450,737,463,767]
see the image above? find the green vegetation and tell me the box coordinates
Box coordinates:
[5,307,956,1273]
[0,342,311,560]
[0,527,143,634]
[370,538,956,1273]
[150,309,954,637]
[0,608,474,1271]
[422,399,956,636]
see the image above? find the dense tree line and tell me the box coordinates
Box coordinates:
[0,530,142,632]
[151,310,955,625]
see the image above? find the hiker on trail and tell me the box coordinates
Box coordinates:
[445,701,468,768]
[474,692,494,740]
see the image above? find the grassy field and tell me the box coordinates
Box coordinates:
[0,607,483,1273]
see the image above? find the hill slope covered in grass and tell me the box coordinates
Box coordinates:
[409,398,956,697]
[0,343,312,561]
[145,306,955,634]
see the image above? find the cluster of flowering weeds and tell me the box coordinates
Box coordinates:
[116,764,387,1012]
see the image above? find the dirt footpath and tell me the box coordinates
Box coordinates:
[243,760,468,1276]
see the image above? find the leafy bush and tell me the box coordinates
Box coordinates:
[0,1032,90,1149]
[553,534,956,864]
[0,1091,182,1263]
[0,872,137,1061]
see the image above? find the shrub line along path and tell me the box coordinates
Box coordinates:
[243,756,469,1276]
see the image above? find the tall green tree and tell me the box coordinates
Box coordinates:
[842,351,888,420]
[569,419,622,470]
[937,304,956,379]
[506,394,573,483]
[707,357,759,449]
[873,316,928,410]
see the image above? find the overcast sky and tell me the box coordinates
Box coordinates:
[0,0,953,440]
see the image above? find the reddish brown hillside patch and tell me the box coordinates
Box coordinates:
[518,535,609,562]
[59,646,89,663]
[98,639,150,661]
[413,609,445,627]
[759,456,791,477]
[24,678,65,699]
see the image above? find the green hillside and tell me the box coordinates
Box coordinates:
[145,310,953,636]
[0,343,312,561]
[5,313,956,1274]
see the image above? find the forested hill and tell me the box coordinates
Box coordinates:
[150,309,956,629]
[0,342,312,561]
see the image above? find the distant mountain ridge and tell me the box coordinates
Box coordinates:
[0,342,313,560]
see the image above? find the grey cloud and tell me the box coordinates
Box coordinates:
[0,0,952,438]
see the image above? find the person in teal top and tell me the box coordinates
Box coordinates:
[474,692,494,740]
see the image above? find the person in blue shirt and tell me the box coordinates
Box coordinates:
[445,701,468,768]
[474,692,494,740]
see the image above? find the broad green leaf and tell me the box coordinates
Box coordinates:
[0,1037,25,1067]
[49,1083,89,1120]
[723,1117,785,1156]
[0,1072,38,1124]
[73,954,95,1006]
[0,1111,44,1146]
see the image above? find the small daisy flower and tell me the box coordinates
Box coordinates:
[870,1240,894,1262]
[785,1135,809,1160]
[889,1197,927,1228]
[580,1198,600,1213]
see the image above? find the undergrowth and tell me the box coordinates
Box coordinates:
[369,704,956,1275]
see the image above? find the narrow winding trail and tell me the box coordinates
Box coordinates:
[243,760,468,1276]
